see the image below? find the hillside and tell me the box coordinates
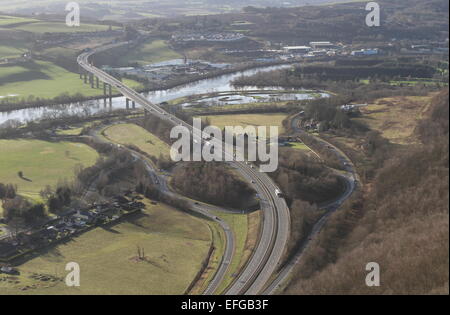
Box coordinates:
[286,89,449,295]
[0,0,354,19]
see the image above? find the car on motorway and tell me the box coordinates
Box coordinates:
[275,189,283,197]
[78,44,290,297]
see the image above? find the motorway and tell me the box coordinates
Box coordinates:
[262,114,358,294]
[85,121,234,295]
[77,43,291,295]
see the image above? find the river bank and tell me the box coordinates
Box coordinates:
[1,63,294,125]
[0,60,298,113]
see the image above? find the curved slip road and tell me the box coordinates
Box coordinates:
[87,122,234,295]
[262,113,358,294]
[78,43,290,295]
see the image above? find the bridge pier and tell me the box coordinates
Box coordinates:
[84,73,87,84]
[96,77,99,89]
[126,98,130,110]
[132,101,136,109]
[90,74,94,88]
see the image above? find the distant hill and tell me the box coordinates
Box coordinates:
[0,0,357,20]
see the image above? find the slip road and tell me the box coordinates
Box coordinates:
[78,42,291,295]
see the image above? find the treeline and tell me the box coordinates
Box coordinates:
[37,148,144,216]
[0,183,17,200]
[1,183,47,225]
[139,111,210,143]
[233,67,440,103]
[0,91,116,112]
[171,162,256,209]
[271,147,345,267]
[115,59,294,91]
[75,150,138,202]
[287,89,449,294]
[298,132,346,170]
[271,148,345,206]
[283,199,323,268]
[293,63,436,81]
[134,164,190,212]
[40,143,188,216]
[1,135,186,225]
[192,103,291,116]
[2,199,46,226]
[302,96,357,132]
[139,114,175,143]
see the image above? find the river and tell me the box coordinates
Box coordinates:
[0,64,300,125]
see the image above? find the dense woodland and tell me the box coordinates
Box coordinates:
[286,89,449,294]
[271,148,345,206]
[271,148,345,264]
[171,162,256,209]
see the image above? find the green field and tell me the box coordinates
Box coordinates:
[0,44,27,60]
[287,142,311,151]
[0,14,117,34]
[0,139,98,204]
[56,127,85,136]
[0,60,142,102]
[9,21,115,34]
[0,201,213,295]
[103,123,171,159]
[198,113,288,136]
[0,38,31,60]
[0,15,38,27]
[39,46,79,61]
[118,39,182,66]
